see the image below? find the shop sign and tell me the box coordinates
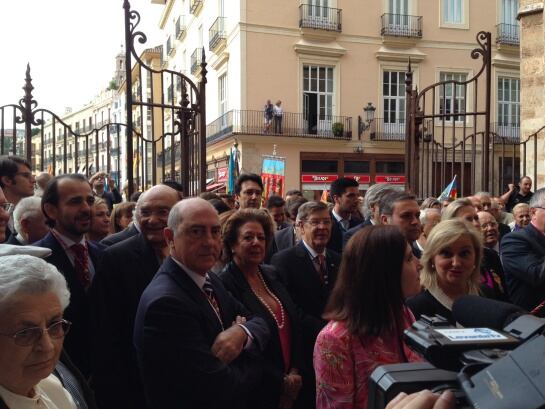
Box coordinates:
[375,174,406,184]
[301,174,339,183]
[217,167,228,182]
[345,174,371,184]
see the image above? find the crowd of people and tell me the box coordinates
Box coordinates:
[0,152,541,409]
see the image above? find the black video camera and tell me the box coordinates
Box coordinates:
[368,296,545,409]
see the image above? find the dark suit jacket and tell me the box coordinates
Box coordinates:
[96,188,122,212]
[406,290,455,325]
[498,222,511,241]
[2,226,13,243]
[90,232,161,409]
[100,223,139,246]
[134,257,270,409]
[5,233,23,245]
[500,223,545,311]
[327,210,361,254]
[480,247,509,302]
[219,262,303,409]
[274,226,296,252]
[33,232,104,377]
[342,217,373,248]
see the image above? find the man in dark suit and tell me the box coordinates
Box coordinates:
[327,177,361,253]
[501,188,545,312]
[269,196,308,258]
[270,201,341,407]
[134,198,269,409]
[33,174,104,376]
[9,196,49,245]
[99,221,139,246]
[90,184,180,409]
[342,183,398,248]
[0,155,35,242]
[89,171,122,212]
[379,191,422,258]
[265,195,290,230]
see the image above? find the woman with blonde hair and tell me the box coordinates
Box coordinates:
[441,198,480,228]
[407,219,482,325]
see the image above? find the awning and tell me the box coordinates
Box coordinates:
[206,182,225,192]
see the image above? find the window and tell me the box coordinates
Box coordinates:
[218,73,227,118]
[303,65,334,135]
[443,0,462,24]
[497,76,519,139]
[376,161,405,174]
[439,72,467,121]
[302,160,338,173]
[382,70,406,137]
[344,161,370,173]
[501,0,519,25]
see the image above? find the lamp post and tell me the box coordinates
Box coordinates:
[354,102,376,153]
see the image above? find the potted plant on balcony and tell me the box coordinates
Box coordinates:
[332,122,344,137]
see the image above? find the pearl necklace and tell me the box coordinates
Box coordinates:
[251,269,286,329]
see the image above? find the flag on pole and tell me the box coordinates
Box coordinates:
[437,175,458,201]
[227,144,239,195]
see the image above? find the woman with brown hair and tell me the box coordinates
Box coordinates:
[219,209,303,409]
[314,225,422,409]
[109,201,136,233]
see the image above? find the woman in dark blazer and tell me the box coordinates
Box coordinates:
[219,209,303,409]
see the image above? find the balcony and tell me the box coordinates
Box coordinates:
[491,122,520,143]
[299,4,342,33]
[496,23,519,46]
[206,109,352,144]
[367,119,406,141]
[381,13,422,38]
[209,17,226,52]
[190,0,202,15]
[190,48,203,76]
[176,16,186,40]
[166,36,174,56]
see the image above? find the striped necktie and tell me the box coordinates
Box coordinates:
[203,275,221,318]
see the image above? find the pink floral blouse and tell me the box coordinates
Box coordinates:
[314,308,422,409]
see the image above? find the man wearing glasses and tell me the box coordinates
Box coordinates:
[501,187,545,312]
[0,155,35,242]
[270,201,341,408]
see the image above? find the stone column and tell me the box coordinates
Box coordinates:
[519,1,545,188]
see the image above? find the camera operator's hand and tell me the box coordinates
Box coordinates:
[386,390,455,409]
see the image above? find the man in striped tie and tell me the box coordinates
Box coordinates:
[134,197,269,409]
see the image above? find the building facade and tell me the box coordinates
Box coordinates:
[155,0,521,198]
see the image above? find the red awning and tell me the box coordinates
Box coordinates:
[206,182,226,192]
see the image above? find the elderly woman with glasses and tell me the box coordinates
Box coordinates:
[0,254,96,409]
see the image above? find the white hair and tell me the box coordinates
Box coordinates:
[13,196,43,235]
[0,255,70,311]
[420,208,441,225]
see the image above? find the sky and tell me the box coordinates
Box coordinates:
[0,0,164,114]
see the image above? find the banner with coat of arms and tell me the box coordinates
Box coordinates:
[261,155,286,203]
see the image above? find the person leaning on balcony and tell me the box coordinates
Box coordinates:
[264,100,274,133]
[273,100,283,134]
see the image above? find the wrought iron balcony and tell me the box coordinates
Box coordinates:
[299,4,342,32]
[209,17,226,52]
[166,36,174,56]
[496,23,519,46]
[206,109,352,144]
[491,122,520,143]
[367,118,406,141]
[381,13,422,38]
[175,16,186,40]
[190,0,202,15]
[190,48,202,75]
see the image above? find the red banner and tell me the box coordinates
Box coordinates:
[301,174,338,183]
[375,174,406,184]
[217,167,228,182]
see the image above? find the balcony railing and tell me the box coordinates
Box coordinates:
[175,16,186,39]
[299,4,342,32]
[496,23,519,46]
[206,109,352,143]
[381,13,422,38]
[166,36,174,56]
[190,48,203,75]
[491,122,520,143]
[209,17,226,51]
[365,119,406,141]
[190,0,202,15]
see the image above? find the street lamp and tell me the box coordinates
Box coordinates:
[358,102,376,138]
[354,102,376,153]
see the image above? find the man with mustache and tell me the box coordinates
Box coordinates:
[33,173,104,377]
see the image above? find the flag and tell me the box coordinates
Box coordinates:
[261,156,285,203]
[437,175,458,201]
[227,144,239,195]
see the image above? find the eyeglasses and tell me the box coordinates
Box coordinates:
[0,202,14,213]
[0,319,71,347]
[304,219,332,227]
[532,206,545,211]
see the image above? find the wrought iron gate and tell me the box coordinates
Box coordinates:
[404,31,538,198]
[0,1,206,199]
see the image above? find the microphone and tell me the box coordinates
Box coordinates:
[452,295,526,330]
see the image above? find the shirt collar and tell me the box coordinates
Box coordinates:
[171,256,207,290]
[52,229,86,248]
[302,239,326,259]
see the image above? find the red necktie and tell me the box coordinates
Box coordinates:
[315,254,328,286]
[71,244,91,290]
